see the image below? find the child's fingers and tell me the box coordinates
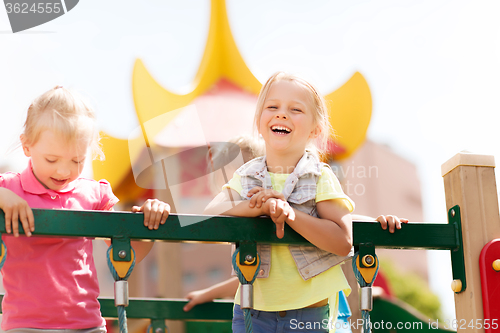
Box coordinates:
[384,215,394,233]
[249,192,262,208]
[11,209,19,237]
[131,206,141,212]
[263,191,285,202]
[395,217,408,230]
[160,203,170,225]
[19,208,31,237]
[148,200,161,230]
[386,215,399,233]
[27,206,35,232]
[141,201,152,227]
[261,193,272,204]
[269,199,276,215]
[249,196,255,208]
[273,211,286,239]
[183,299,196,312]
[287,207,296,223]
[396,219,402,230]
[275,221,285,239]
[377,215,388,230]
[183,295,202,312]
[247,187,263,197]
[255,193,266,208]
[273,211,288,226]
[273,201,288,239]
[4,209,12,234]
[251,189,287,209]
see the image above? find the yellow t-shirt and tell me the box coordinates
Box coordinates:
[226,166,354,312]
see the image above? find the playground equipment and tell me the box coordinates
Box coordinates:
[441,152,500,333]
[0,151,497,332]
[0,210,462,332]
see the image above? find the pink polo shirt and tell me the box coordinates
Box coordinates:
[0,162,118,330]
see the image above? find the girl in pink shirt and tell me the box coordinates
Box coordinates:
[0,86,170,332]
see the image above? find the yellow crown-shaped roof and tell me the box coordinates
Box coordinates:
[93,0,372,201]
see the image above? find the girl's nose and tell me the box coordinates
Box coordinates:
[57,167,71,177]
[275,113,287,120]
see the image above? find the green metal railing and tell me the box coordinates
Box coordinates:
[0,294,233,320]
[0,206,465,330]
[0,208,461,248]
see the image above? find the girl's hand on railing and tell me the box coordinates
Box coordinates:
[132,199,170,230]
[0,188,34,237]
[183,288,213,312]
[377,215,408,233]
[262,198,295,239]
[183,277,238,312]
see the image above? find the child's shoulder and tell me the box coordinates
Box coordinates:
[0,171,22,185]
[74,178,117,208]
[74,177,114,193]
[0,171,21,178]
[77,177,111,185]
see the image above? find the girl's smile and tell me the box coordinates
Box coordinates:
[270,124,292,135]
[50,177,70,187]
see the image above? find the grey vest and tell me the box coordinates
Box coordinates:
[236,151,354,281]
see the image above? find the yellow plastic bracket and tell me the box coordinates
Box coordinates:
[356,255,378,284]
[236,252,260,282]
[0,242,5,262]
[109,248,135,279]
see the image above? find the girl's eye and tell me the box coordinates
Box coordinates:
[73,160,84,165]
[293,108,302,113]
[46,159,56,163]
[267,105,277,109]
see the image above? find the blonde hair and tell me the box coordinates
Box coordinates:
[254,72,334,158]
[22,86,104,160]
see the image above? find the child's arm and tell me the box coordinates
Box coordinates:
[131,199,170,262]
[0,187,34,237]
[183,277,239,312]
[352,214,409,233]
[285,199,353,256]
[204,188,266,217]
[105,199,170,263]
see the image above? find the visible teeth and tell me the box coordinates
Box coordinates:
[271,125,291,133]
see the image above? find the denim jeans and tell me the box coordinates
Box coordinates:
[232,304,329,333]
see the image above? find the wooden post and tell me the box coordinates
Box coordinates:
[442,152,500,332]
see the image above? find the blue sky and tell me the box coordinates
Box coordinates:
[2,0,500,318]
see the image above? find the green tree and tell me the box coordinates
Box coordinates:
[380,258,443,320]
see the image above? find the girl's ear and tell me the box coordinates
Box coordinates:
[310,126,321,139]
[20,134,31,157]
